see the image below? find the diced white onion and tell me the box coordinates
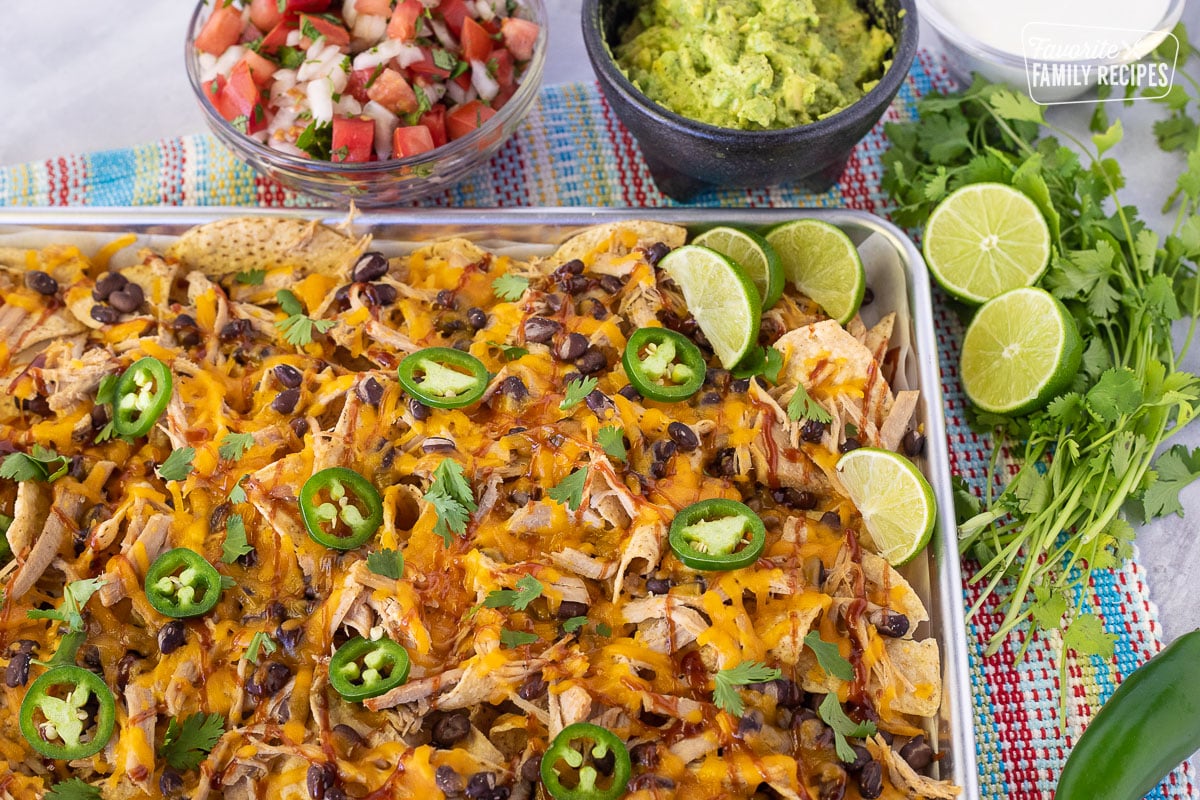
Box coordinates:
[363,100,399,159]
[470,60,499,102]
[429,18,456,50]
[270,69,299,103]
[352,14,388,44]
[213,45,247,79]
[334,95,363,116]
[307,78,335,123]
[297,44,343,82]
[286,29,303,47]
[353,40,423,70]
[342,0,359,27]
[269,140,309,158]
[198,53,220,84]
[420,81,446,104]
[445,80,475,106]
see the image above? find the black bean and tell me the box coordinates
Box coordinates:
[557,600,589,619]
[272,387,301,415]
[646,577,671,595]
[333,284,352,309]
[109,284,144,313]
[93,272,128,300]
[160,767,185,796]
[494,376,528,403]
[858,760,883,798]
[699,391,722,405]
[628,775,675,791]
[326,789,347,800]
[726,378,750,394]
[422,437,456,454]
[820,511,842,529]
[518,673,548,700]
[307,763,337,799]
[523,316,561,344]
[520,756,542,783]
[365,283,398,306]
[649,462,667,480]
[839,437,861,453]
[276,621,304,656]
[599,275,623,294]
[617,384,642,402]
[219,318,252,341]
[576,347,607,375]
[82,645,102,673]
[561,275,589,295]
[639,708,671,727]
[773,487,817,511]
[158,620,186,655]
[5,650,32,688]
[90,303,119,324]
[274,364,303,388]
[357,376,383,406]
[172,313,201,347]
[630,740,660,768]
[667,421,699,451]
[351,252,389,283]
[466,307,488,330]
[332,723,366,749]
[703,367,731,389]
[409,397,431,421]
[436,765,465,795]
[585,389,615,417]
[903,430,927,457]
[16,395,51,416]
[556,332,588,362]
[260,661,293,695]
[26,270,59,295]
[435,289,456,309]
[871,609,911,638]
[583,297,608,320]
[773,678,805,709]
[290,417,309,440]
[708,447,738,477]
[899,735,934,770]
[800,419,826,443]
[652,440,677,462]
[861,287,875,306]
[466,772,509,800]
[555,258,585,277]
[644,242,670,265]
[431,712,471,747]
[846,744,873,772]
[738,708,764,736]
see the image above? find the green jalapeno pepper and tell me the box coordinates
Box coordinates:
[19,665,116,759]
[540,722,631,800]
[113,356,173,438]
[621,328,705,403]
[668,498,766,571]
[145,548,223,618]
[1057,628,1200,800]
[328,636,411,702]
[396,347,489,409]
[299,467,383,550]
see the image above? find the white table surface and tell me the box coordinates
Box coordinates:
[1,1,1199,645]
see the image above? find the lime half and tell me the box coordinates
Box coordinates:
[922,182,1051,304]
[658,245,761,369]
[765,219,865,325]
[692,226,784,310]
[835,447,936,566]
[960,286,1082,416]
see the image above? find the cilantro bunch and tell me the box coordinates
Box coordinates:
[883,38,1200,666]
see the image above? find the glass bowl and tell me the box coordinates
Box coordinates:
[184,0,547,206]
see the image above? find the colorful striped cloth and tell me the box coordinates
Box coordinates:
[1,50,1195,800]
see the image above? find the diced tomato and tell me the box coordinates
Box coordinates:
[239,50,278,88]
[346,67,379,103]
[453,70,471,91]
[393,125,436,157]
[420,106,447,148]
[386,0,424,40]
[259,18,299,54]
[332,116,376,162]
[249,0,284,32]
[500,17,539,62]
[461,17,492,64]
[355,0,392,16]
[435,0,470,37]
[298,14,351,47]
[203,74,227,106]
[367,68,420,115]
[195,4,244,56]
[409,48,452,79]
[447,100,496,140]
[282,0,333,12]
[218,60,267,131]
[489,47,514,90]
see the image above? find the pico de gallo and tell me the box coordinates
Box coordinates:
[192,0,542,162]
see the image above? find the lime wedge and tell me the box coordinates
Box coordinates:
[658,245,761,369]
[835,447,936,566]
[764,219,865,325]
[960,286,1082,416]
[692,226,784,310]
[922,182,1051,304]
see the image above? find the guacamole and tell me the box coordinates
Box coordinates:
[613,0,894,130]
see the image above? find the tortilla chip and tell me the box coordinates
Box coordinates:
[883,637,941,717]
[862,551,929,628]
[166,217,368,279]
[549,221,687,269]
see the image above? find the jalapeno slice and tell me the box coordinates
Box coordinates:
[668,498,766,571]
[328,636,411,702]
[299,467,383,550]
[113,356,173,437]
[145,548,223,618]
[621,328,705,403]
[396,347,489,409]
[540,722,631,800]
[19,665,116,759]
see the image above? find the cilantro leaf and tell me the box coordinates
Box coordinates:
[548,466,587,511]
[275,290,335,347]
[560,376,599,411]
[483,575,544,611]
[1138,444,1200,520]
[425,459,477,546]
[220,514,254,564]
[561,615,588,633]
[229,474,248,505]
[487,340,528,361]
[1030,586,1068,631]
[0,444,70,483]
[731,345,784,383]
[492,273,529,301]
[787,384,832,424]
[26,578,107,634]
[157,447,196,482]
[595,622,612,637]
[366,548,404,580]
[499,628,538,648]
[46,778,102,800]
[597,425,627,462]
[803,631,853,681]
[818,693,878,762]
[712,660,782,717]
[235,269,266,285]
[243,631,277,664]
[218,432,256,461]
[159,712,225,771]
[989,88,1046,124]
[1064,613,1116,659]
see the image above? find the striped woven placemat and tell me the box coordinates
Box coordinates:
[0,49,1194,800]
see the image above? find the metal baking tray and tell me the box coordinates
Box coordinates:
[0,206,980,799]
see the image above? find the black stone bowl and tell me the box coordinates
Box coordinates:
[581,0,918,201]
